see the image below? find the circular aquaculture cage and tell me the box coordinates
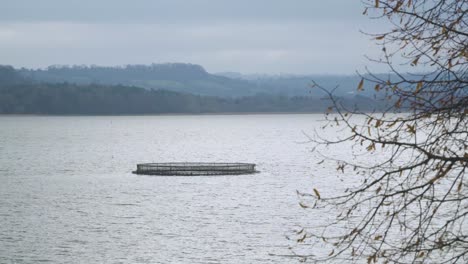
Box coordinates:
[133,162,257,176]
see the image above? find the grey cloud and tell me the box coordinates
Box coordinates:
[1,0,365,23]
[0,0,393,74]
[0,21,385,73]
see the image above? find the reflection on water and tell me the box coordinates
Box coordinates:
[0,114,341,263]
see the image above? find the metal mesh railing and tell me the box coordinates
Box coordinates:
[133,162,257,176]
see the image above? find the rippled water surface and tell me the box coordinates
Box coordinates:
[0,114,341,263]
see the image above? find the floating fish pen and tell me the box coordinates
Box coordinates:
[133,162,257,176]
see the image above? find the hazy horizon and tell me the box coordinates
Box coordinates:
[6,62,396,76]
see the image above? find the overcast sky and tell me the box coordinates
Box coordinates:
[0,0,390,74]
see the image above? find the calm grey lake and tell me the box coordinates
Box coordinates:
[0,114,340,263]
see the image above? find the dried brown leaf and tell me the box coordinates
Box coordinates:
[313,188,321,199]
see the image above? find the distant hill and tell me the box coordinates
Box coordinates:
[0,82,356,115]
[215,72,397,98]
[0,65,30,85]
[0,64,389,115]
[18,63,397,98]
[0,83,386,115]
[18,64,261,97]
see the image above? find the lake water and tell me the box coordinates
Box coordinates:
[0,114,343,263]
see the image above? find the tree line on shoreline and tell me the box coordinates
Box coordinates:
[0,64,382,115]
